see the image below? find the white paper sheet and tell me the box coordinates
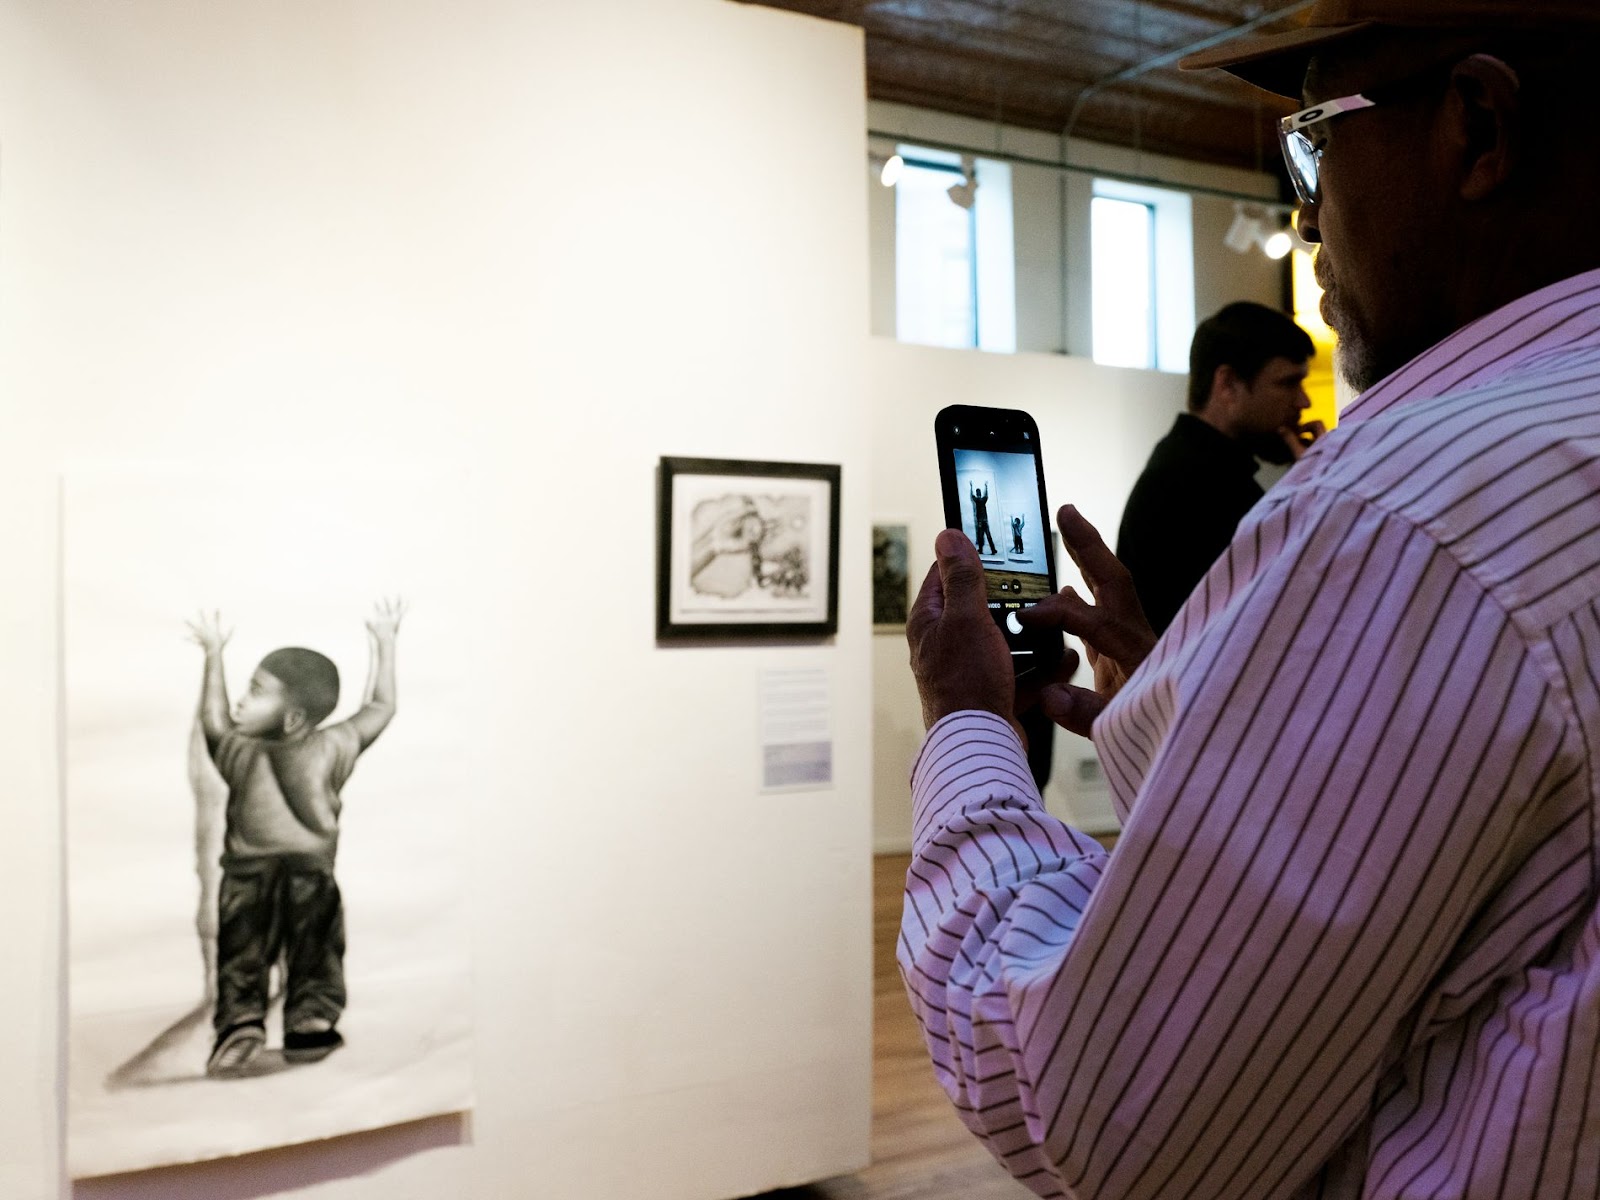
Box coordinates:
[64,466,475,1178]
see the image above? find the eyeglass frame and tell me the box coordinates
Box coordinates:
[1278,93,1376,206]
[1277,60,1480,206]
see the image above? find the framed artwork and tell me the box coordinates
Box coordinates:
[872,522,910,632]
[657,457,841,640]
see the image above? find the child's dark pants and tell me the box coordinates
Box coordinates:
[214,857,346,1036]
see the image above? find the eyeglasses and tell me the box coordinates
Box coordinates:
[1278,92,1376,205]
[1277,62,1461,205]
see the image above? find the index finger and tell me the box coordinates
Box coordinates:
[1055,505,1127,598]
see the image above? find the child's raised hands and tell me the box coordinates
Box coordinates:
[365,597,407,641]
[186,610,232,654]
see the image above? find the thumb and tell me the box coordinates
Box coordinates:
[934,528,986,611]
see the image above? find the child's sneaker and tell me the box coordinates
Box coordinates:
[206,1022,266,1077]
[283,1026,344,1064]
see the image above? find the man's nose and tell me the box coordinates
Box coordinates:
[1296,201,1321,244]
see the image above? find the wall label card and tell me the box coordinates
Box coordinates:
[759,668,834,792]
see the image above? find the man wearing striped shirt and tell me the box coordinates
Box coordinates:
[902,3,1600,1197]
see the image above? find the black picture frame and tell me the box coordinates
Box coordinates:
[656,456,841,640]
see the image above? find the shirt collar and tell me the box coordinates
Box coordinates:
[1341,266,1600,426]
[1174,411,1260,473]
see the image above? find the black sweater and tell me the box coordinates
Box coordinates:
[1116,412,1263,634]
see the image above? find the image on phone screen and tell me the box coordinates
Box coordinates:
[951,447,1052,602]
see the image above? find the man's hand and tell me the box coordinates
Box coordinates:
[365,597,407,642]
[186,610,231,655]
[907,529,1020,737]
[1280,418,1327,461]
[1017,506,1156,738]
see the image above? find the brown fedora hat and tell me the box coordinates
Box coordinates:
[1181,0,1600,99]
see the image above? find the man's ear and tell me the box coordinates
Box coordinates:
[1208,363,1241,412]
[282,708,306,735]
[1450,54,1521,202]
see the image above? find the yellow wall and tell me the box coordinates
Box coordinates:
[1292,247,1339,430]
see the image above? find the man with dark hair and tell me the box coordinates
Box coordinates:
[1117,301,1317,633]
[900,4,1600,1197]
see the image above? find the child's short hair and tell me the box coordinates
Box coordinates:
[259,648,340,727]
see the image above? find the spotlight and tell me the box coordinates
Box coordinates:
[1224,203,1265,254]
[947,156,978,210]
[1224,201,1303,259]
[867,150,905,187]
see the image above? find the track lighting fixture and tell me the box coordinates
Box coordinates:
[867,150,904,187]
[1224,201,1305,259]
[946,156,977,210]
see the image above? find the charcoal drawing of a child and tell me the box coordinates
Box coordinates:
[187,599,405,1078]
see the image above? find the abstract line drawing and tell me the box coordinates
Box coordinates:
[657,457,840,639]
[688,493,812,602]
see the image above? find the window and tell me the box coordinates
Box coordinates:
[1090,196,1156,369]
[895,156,974,348]
[1090,179,1194,373]
[894,149,1016,352]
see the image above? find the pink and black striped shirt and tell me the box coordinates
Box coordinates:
[902,268,1600,1199]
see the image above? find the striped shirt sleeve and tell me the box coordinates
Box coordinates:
[901,485,1580,1200]
[902,711,1110,1198]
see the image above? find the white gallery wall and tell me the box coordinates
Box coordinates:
[0,3,871,1199]
[869,341,1192,850]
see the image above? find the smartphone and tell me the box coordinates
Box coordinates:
[934,404,1063,678]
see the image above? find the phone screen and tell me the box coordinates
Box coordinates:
[935,405,1061,676]
[952,446,1052,601]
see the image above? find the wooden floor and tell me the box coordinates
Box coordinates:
[756,854,1037,1200]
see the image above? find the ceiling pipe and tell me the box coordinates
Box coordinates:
[1052,0,1317,356]
[866,130,1292,209]
[1060,0,1319,147]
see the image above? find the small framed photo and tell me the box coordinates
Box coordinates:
[657,457,841,640]
[872,521,911,632]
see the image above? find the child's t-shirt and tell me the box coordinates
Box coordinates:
[210,724,363,869]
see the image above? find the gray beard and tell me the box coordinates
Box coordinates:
[1334,338,1383,396]
[1333,320,1448,398]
